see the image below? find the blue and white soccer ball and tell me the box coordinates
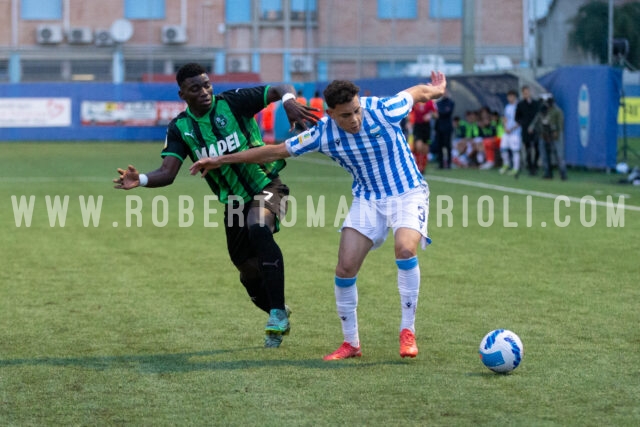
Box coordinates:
[616,162,629,175]
[479,329,524,373]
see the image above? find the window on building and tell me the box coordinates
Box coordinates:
[72,60,112,82]
[377,0,417,20]
[21,60,62,82]
[0,60,8,82]
[291,0,317,21]
[126,60,168,82]
[124,0,165,20]
[21,0,62,20]
[429,0,462,19]
[377,61,411,78]
[226,0,251,23]
[261,0,283,20]
[291,0,317,12]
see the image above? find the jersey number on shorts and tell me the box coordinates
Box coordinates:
[418,206,426,227]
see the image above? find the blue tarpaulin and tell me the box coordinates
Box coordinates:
[537,66,622,169]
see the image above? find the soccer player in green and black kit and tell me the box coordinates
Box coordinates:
[114,63,319,348]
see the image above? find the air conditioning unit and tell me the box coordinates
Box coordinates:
[227,56,250,73]
[94,29,114,47]
[290,55,314,73]
[67,27,93,44]
[162,25,187,44]
[36,25,63,44]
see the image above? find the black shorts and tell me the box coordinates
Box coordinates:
[413,122,432,143]
[224,177,290,267]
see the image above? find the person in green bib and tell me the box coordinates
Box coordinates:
[114,63,319,348]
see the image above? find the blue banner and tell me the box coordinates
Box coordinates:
[537,66,622,169]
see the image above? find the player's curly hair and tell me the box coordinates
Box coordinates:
[176,63,207,86]
[323,80,360,109]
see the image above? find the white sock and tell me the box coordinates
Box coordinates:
[501,149,511,168]
[512,150,521,171]
[334,277,359,347]
[396,257,420,333]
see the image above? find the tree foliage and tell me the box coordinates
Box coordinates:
[569,1,640,69]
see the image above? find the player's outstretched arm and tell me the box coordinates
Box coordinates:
[266,85,320,131]
[404,71,447,104]
[190,144,290,177]
[113,156,182,190]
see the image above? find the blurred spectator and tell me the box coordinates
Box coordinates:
[478,107,500,170]
[411,99,436,172]
[530,96,567,180]
[499,90,522,177]
[490,110,504,166]
[451,116,469,168]
[309,90,325,119]
[296,89,307,106]
[434,89,455,169]
[260,102,276,144]
[516,85,541,175]
[451,110,480,168]
[294,90,308,131]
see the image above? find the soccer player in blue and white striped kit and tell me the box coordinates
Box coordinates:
[191,71,447,360]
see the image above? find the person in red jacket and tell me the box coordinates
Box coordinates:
[411,99,436,172]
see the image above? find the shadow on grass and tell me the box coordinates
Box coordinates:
[465,371,517,377]
[0,348,407,374]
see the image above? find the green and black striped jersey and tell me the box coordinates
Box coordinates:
[161,85,285,203]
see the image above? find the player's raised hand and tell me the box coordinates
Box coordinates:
[113,165,140,190]
[428,71,447,98]
[189,157,222,177]
[282,98,320,132]
[405,71,447,104]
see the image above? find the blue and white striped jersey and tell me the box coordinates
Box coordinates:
[504,103,520,135]
[285,91,426,200]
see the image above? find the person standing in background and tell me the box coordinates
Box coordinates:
[309,90,326,119]
[296,89,308,107]
[530,96,567,180]
[478,108,500,170]
[411,99,436,171]
[516,85,541,175]
[434,89,455,169]
[500,90,522,177]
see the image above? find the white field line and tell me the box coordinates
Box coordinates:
[290,157,640,212]
[425,175,640,212]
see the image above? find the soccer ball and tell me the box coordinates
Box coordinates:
[616,162,629,175]
[478,329,524,373]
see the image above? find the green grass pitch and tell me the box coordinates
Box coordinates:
[1,142,639,425]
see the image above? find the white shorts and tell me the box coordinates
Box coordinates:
[501,132,522,151]
[342,184,430,250]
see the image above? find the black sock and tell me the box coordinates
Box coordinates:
[242,279,270,313]
[248,224,285,310]
[238,258,270,313]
